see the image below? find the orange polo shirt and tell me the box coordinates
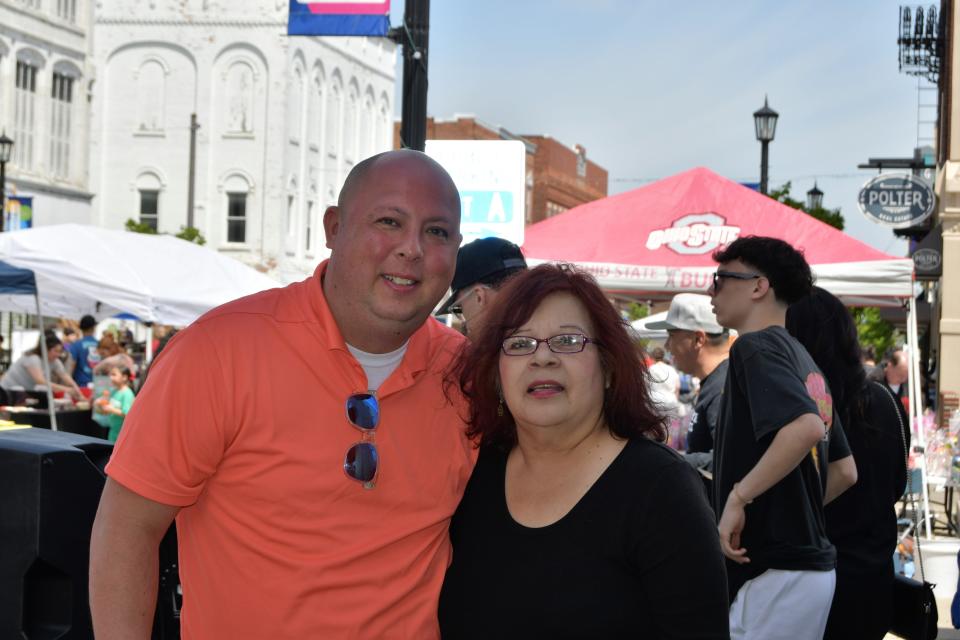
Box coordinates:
[107,262,476,639]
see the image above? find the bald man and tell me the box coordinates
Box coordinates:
[91,151,476,639]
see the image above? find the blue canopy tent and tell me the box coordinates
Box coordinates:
[0,260,57,430]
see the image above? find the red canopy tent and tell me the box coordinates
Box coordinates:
[522,167,913,305]
[522,166,932,533]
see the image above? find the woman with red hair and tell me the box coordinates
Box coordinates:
[439,264,728,638]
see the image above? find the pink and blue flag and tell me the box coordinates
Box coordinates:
[288,0,391,36]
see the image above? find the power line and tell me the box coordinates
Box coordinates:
[611,171,874,184]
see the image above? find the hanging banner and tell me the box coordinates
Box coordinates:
[4,196,33,231]
[288,0,390,37]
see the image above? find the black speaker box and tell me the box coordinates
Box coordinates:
[0,428,181,640]
[0,428,113,639]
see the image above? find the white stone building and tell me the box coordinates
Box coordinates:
[0,0,96,225]
[91,0,396,281]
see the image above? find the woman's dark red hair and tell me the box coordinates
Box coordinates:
[449,263,666,449]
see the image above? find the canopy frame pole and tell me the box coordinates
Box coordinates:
[34,294,57,431]
[907,294,931,538]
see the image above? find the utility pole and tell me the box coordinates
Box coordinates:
[391,0,430,151]
[187,113,200,229]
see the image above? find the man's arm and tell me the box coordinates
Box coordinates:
[90,478,180,640]
[717,413,826,563]
[824,455,857,504]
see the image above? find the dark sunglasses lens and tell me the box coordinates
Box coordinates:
[344,442,378,482]
[347,393,379,430]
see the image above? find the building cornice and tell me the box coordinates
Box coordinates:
[2,3,87,38]
[7,176,94,201]
[0,24,88,62]
[96,18,287,27]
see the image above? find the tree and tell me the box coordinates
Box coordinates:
[768,182,845,230]
[851,307,901,360]
[125,218,206,245]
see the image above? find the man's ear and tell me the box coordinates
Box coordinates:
[323,206,341,250]
[751,276,771,301]
[475,286,491,308]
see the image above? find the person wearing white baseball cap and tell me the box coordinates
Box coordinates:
[648,293,731,474]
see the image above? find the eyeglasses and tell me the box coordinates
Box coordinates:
[343,392,379,489]
[501,333,598,356]
[447,285,488,318]
[712,270,762,292]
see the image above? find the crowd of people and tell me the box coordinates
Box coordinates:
[83,150,916,639]
[0,314,162,442]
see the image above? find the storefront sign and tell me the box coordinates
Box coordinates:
[912,225,943,280]
[858,173,935,229]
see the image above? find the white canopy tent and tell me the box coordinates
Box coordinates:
[630,311,668,340]
[0,224,280,326]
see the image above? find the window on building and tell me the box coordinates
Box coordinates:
[139,189,159,231]
[14,60,38,169]
[227,192,247,243]
[50,71,74,179]
[56,0,77,22]
[305,201,314,253]
[545,201,569,218]
[326,80,342,158]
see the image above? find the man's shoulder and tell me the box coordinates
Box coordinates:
[198,285,289,323]
[421,317,467,364]
[731,327,796,359]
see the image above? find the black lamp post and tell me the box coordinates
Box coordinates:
[753,97,779,195]
[0,132,13,233]
[806,182,824,210]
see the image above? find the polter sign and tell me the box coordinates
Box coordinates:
[857,173,935,229]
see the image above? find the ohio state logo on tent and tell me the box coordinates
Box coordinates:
[645,213,742,255]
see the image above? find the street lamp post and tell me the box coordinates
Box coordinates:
[806,182,824,210]
[753,97,779,195]
[0,132,14,233]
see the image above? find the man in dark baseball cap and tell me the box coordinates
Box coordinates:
[437,237,527,336]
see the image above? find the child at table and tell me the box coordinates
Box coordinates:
[95,365,135,442]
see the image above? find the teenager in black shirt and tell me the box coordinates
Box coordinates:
[440,264,729,639]
[709,236,856,639]
[787,287,909,640]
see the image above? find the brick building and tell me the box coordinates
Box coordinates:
[394,115,607,224]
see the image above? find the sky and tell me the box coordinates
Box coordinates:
[391,0,926,256]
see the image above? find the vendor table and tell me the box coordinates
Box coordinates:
[0,406,107,439]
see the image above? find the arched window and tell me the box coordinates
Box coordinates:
[305,200,315,254]
[287,64,305,142]
[50,61,81,179]
[377,93,391,152]
[136,59,166,133]
[136,172,163,231]
[223,174,250,244]
[14,49,45,170]
[359,88,375,159]
[325,75,342,159]
[343,82,359,163]
[307,70,324,151]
